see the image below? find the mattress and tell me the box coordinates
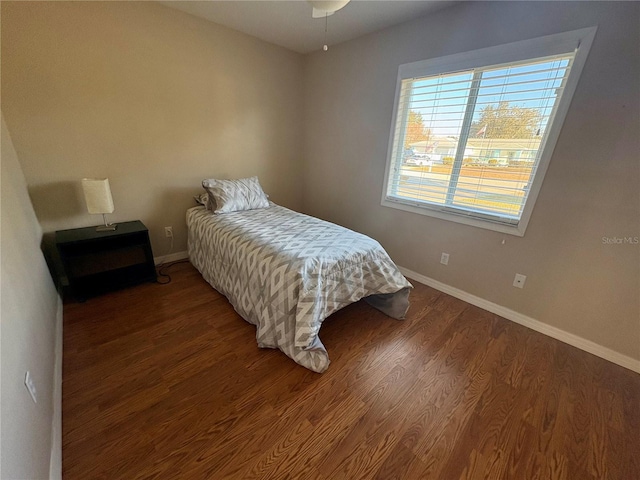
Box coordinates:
[187,204,412,372]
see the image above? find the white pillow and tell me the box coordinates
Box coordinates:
[202,176,270,214]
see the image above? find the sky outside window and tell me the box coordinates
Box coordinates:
[405,56,572,139]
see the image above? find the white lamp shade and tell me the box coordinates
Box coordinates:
[82,178,114,214]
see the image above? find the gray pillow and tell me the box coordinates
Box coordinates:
[202,176,269,214]
[194,192,209,207]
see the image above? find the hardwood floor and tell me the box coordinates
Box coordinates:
[62,262,640,479]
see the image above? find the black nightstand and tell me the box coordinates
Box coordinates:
[56,220,157,301]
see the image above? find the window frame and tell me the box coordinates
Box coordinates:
[381,27,597,236]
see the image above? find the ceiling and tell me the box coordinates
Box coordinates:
[159,1,457,54]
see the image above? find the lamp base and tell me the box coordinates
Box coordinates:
[96,224,117,232]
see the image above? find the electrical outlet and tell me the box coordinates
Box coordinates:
[513,273,527,289]
[440,252,450,265]
[24,371,37,404]
[164,226,173,238]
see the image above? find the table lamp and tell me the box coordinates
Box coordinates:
[82,178,117,232]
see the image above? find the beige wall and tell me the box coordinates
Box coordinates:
[1,114,62,479]
[303,1,640,361]
[1,1,304,257]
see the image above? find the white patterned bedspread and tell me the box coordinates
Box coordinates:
[187,204,412,373]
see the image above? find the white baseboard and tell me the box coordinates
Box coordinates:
[154,250,189,266]
[399,266,640,374]
[49,296,63,480]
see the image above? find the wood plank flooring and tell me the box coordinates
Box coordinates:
[62,262,640,479]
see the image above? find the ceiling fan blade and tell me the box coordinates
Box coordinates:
[309,0,350,18]
[312,8,335,19]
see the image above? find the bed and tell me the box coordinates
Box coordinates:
[187,202,412,373]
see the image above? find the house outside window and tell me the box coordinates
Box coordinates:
[382,27,597,236]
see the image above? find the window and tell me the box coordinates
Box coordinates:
[382,27,596,236]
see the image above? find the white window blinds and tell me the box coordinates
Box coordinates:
[386,54,574,225]
[381,27,596,235]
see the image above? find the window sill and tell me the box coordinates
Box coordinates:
[381,197,527,237]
